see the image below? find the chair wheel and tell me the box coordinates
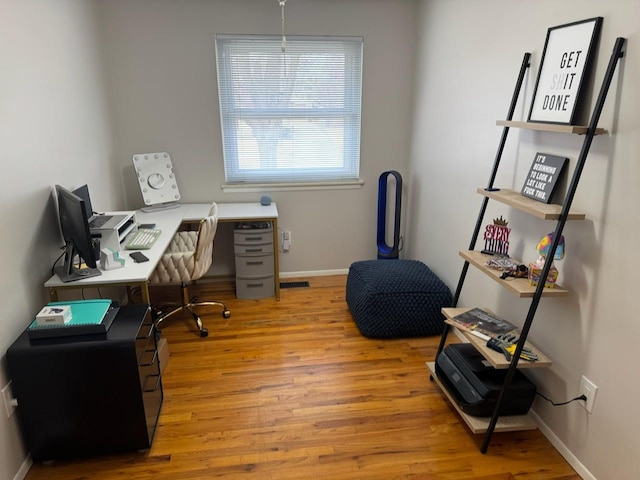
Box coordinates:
[222,310,231,319]
[200,328,209,337]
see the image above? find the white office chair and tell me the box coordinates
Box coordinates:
[149,202,230,337]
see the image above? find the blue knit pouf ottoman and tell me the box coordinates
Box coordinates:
[346,259,452,338]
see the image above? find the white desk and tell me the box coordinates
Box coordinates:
[45,202,280,302]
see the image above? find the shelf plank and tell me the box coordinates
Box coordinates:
[496,120,607,135]
[459,250,569,298]
[442,307,552,369]
[477,188,585,221]
[426,362,538,434]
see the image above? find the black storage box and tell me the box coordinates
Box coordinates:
[435,343,536,417]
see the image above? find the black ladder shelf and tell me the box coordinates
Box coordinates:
[433,37,626,453]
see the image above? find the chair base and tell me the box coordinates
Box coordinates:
[153,283,231,337]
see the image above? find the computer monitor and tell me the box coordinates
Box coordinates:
[54,185,102,282]
[72,184,94,222]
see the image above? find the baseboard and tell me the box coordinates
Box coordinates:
[280,269,349,278]
[530,410,595,480]
[13,456,31,480]
[200,269,348,283]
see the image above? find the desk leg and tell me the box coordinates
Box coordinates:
[49,288,59,302]
[140,282,151,304]
[273,217,280,301]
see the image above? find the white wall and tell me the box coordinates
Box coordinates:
[0,1,121,479]
[97,0,418,276]
[409,1,639,479]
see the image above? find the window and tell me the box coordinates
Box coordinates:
[215,35,363,186]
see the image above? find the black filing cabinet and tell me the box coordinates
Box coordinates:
[6,304,163,462]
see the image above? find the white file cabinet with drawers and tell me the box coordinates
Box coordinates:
[234,222,275,299]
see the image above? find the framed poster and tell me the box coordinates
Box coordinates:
[521,153,568,203]
[528,17,603,124]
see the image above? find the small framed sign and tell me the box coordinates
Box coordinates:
[521,153,568,203]
[528,17,603,124]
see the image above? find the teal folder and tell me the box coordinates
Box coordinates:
[28,300,119,340]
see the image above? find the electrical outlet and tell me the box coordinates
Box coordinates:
[2,381,17,418]
[281,230,291,251]
[579,375,598,414]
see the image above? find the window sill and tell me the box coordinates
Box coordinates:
[221,180,364,193]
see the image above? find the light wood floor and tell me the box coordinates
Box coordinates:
[25,275,580,480]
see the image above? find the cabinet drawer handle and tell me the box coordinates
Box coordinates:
[246,261,264,266]
[245,248,263,253]
[136,322,154,340]
[247,282,264,288]
[144,374,162,393]
[140,349,158,367]
[245,236,264,241]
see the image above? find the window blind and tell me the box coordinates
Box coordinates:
[215,35,363,184]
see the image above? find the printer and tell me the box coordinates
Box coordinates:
[90,211,137,252]
[435,343,537,417]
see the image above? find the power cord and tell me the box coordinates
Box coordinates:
[51,248,66,276]
[80,287,105,300]
[536,392,587,406]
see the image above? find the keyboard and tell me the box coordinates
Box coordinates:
[125,228,161,250]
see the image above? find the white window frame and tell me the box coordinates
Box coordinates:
[215,35,363,191]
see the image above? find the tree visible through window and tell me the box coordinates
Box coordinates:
[215,35,363,185]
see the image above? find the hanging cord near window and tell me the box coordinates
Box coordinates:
[279,0,287,52]
[537,391,586,406]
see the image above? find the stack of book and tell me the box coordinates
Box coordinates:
[447,307,517,341]
[28,299,119,340]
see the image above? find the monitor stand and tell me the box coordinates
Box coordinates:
[55,265,102,283]
[55,248,102,283]
[141,201,180,213]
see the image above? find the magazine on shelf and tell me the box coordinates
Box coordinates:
[449,308,517,338]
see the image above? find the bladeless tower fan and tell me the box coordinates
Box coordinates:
[377,170,402,259]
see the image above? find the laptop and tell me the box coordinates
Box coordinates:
[73,185,130,231]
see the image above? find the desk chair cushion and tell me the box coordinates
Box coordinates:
[149,205,217,284]
[148,203,230,338]
[150,232,198,283]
